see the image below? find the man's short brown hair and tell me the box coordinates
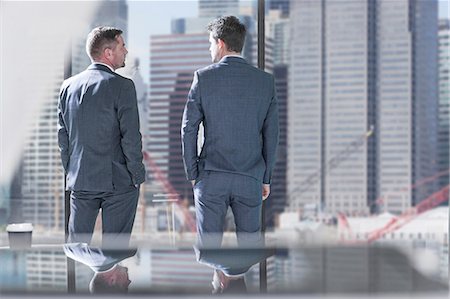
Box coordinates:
[207,16,246,53]
[86,26,123,60]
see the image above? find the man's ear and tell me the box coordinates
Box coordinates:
[217,38,226,50]
[103,48,112,59]
[108,274,117,286]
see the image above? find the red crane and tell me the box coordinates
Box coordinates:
[142,151,197,232]
[366,185,449,243]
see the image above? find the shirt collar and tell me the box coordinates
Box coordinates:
[222,54,243,59]
[92,62,115,73]
[95,263,118,274]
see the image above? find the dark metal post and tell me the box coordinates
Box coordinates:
[64,43,76,294]
[257,0,267,293]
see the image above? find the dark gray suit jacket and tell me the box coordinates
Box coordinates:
[58,63,145,191]
[182,56,279,184]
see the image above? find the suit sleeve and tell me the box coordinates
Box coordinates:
[57,84,69,173]
[181,71,204,181]
[117,79,146,185]
[262,76,279,184]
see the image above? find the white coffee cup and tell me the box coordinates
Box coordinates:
[6,223,33,249]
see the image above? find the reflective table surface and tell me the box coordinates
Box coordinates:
[0,233,448,298]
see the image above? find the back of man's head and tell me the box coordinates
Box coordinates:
[89,266,129,294]
[86,26,123,61]
[207,16,246,53]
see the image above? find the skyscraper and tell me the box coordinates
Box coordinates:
[267,0,290,18]
[266,65,288,227]
[149,250,211,290]
[147,33,211,201]
[0,251,26,291]
[0,185,8,225]
[377,0,438,212]
[438,19,450,196]
[20,47,67,230]
[266,9,290,66]
[198,0,239,18]
[288,0,375,215]
[288,0,439,215]
[258,5,290,227]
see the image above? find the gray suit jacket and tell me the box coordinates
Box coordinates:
[182,56,279,184]
[58,63,145,191]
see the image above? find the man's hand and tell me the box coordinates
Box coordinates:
[262,184,270,200]
[191,180,195,187]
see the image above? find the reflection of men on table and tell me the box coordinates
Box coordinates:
[181,16,279,293]
[63,243,136,293]
[58,27,145,247]
[194,245,276,293]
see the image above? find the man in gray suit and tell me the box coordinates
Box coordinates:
[63,242,136,293]
[181,16,279,292]
[58,27,145,247]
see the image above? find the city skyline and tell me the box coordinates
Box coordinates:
[128,0,449,84]
[0,1,448,295]
[0,0,448,232]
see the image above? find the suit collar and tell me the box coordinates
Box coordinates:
[87,63,115,74]
[219,56,248,65]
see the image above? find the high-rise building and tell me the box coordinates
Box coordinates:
[377,0,439,212]
[288,0,322,214]
[438,19,450,196]
[0,185,8,225]
[0,163,23,224]
[149,250,211,290]
[263,6,290,226]
[0,251,26,291]
[25,250,91,292]
[26,250,69,291]
[267,0,290,18]
[198,0,239,18]
[7,162,24,223]
[266,65,288,227]
[325,0,377,215]
[20,47,67,230]
[147,33,211,201]
[266,9,290,66]
[288,0,439,215]
[288,0,376,215]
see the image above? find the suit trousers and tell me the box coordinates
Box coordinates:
[68,186,139,247]
[194,171,264,275]
[193,171,263,275]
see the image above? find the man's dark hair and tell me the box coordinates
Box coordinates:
[86,26,123,60]
[207,16,246,53]
[89,273,127,294]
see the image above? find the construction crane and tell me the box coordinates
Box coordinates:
[337,168,449,243]
[373,167,450,210]
[142,151,197,233]
[289,126,374,206]
[366,184,449,243]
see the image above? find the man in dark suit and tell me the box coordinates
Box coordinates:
[63,242,136,293]
[58,27,145,247]
[181,16,279,292]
